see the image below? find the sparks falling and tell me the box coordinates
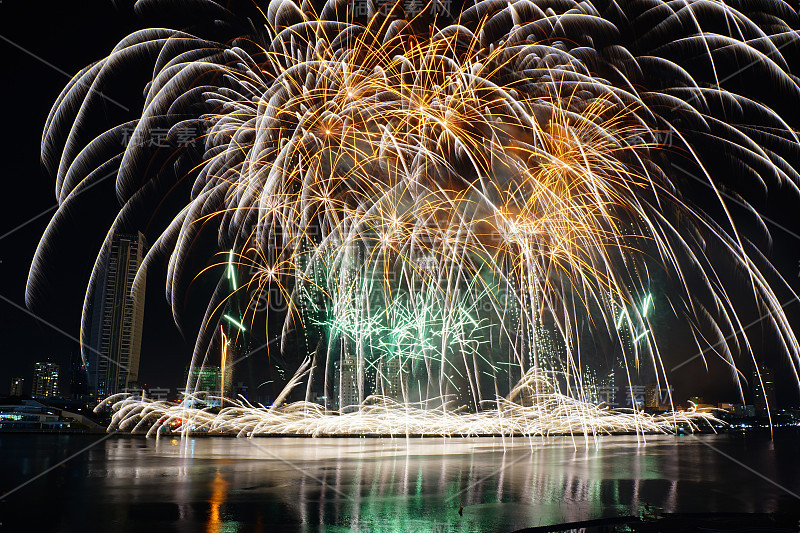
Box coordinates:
[28,0,800,435]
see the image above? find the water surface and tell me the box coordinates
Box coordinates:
[0,433,798,532]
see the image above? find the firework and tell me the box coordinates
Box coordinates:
[100,369,717,437]
[30,0,800,435]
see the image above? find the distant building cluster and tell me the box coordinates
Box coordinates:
[596,383,674,411]
[331,352,407,412]
[4,231,149,410]
[9,362,65,400]
[1,232,791,430]
[115,366,250,407]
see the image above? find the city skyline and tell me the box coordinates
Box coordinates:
[0,0,799,417]
[1,1,800,531]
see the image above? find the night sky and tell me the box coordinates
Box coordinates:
[1,0,800,406]
[0,2,192,394]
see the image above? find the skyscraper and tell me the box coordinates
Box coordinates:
[9,377,24,396]
[87,232,148,397]
[753,365,776,415]
[69,351,89,398]
[379,356,404,401]
[333,352,360,412]
[184,365,222,393]
[32,362,59,398]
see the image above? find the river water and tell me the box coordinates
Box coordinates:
[0,433,798,532]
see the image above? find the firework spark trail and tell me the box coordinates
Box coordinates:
[100,370,717,437]
[29,0,800,434]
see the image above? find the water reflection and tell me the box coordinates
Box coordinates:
[0,434,797,532]
[207,469,229,533]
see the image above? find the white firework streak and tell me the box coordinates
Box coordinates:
[99,369,718,437]
[28,0,800,435]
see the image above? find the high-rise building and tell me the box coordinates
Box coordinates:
[87,232,147,398]
[753,365,776,414]
[596,385,618,407]
[333,352,359,412]
[232,382,249,400]
[184,365,221,393]
[379,356,404,400]
[69,351,89,398]
[645,383,674,410]
[32,362,60,398]
[9,377,24,396]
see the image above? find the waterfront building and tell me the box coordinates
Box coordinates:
[380,356,404,401]
[0,400,70,430]
[9,377,24,397]
[87,232,148,398]
[333,352,360,412]
[753,365,776,415]
[645,383,674,411]
[69,351,89,398]
[597,384,617,407]
[184,365,222,393]
[32,362,60,398]
[232,382,249,399]
[729,404,756,418]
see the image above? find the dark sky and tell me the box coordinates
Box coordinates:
[0,1,192,393]
[0,0,799,406]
